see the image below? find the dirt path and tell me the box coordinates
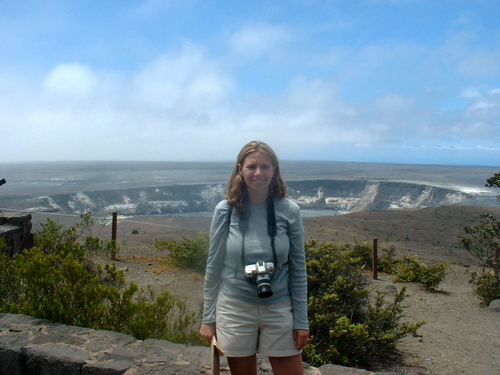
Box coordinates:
[385,265,500,375]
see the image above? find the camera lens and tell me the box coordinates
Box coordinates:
[256,274,273,298]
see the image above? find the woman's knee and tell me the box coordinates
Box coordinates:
[227,354,258,375]
[269,354,304,375]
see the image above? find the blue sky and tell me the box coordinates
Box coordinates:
[1,0,499,166]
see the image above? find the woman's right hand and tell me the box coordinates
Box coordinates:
[199,323,216,342]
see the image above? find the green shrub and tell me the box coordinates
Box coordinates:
[0,237,7,252]
[0,215,202,345]
[34,218,84,258]
[154,233,209,274]
[460,213,500,275]
[364,287,424,357]
[304,240,425,368]
[7,247,115,327]
[419,263,449,290]
[392,256,421,283]
[377,245,400,274]
[34,213,120,259]
[312,239,448,291]
[126,286,205,344]
[392,255,448,291]
[469,271,500,306]
[0,250,19,311]
[305,316,370,367]
[306,240,370,320]
[459,211,500,303]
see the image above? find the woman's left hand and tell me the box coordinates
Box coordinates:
[294,329,310,351]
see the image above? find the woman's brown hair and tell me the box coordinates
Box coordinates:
[225,140,286,214]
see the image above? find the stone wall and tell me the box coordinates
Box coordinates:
[0,212,33,256]
[0,314,393,375]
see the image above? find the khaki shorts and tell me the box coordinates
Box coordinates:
[215,291,300,357]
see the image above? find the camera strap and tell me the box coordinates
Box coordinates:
[229,198,278,275]
[266,197,278,267]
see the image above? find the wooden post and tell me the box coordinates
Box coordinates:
[111,212,118,260]
[372,238,378,280]
[211,336,224,375]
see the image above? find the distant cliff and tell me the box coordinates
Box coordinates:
[286,180,473,213]
[1,179,475,216]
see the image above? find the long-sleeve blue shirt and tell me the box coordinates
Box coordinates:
[202,198,309,330]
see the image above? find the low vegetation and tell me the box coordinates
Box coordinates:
[0,214,204,345]
[154,233,209,274]
[0,211,455,368]
[303,240,425,367]
[390,255,448,291]
[459,172,500,306]
[460,213,500,305]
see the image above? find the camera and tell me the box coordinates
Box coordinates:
[244,261,275,298]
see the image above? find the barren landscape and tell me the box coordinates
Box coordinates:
[32,205,500,375]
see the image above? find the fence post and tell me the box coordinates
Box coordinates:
[372,238,378,280]
[111,212,118,260]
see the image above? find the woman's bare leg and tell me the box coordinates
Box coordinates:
[269,354,304,375]
[227,354,258,375]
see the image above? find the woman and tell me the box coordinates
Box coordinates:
[199,141,309,375]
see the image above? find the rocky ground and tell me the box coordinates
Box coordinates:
[33,205,500,375]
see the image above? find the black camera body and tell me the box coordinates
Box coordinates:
[244,261,275,298]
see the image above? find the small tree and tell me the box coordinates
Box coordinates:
[459,171,500,305]
[486,172,500,196]
[461,213,500,274]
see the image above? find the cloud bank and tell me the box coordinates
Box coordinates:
[0,1,498,166]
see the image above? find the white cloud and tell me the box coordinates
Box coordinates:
[459,87,482,99]
[133,42,233,113]
[465,87,500,111]
[43,62,98,100]
[373,93,415,113]
[229,24,291,59]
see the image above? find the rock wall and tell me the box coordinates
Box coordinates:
[0,313,395,375]
[0,213,33,256]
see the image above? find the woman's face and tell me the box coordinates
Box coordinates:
[238,151,276,197]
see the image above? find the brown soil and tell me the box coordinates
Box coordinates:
[68,205,500,375]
